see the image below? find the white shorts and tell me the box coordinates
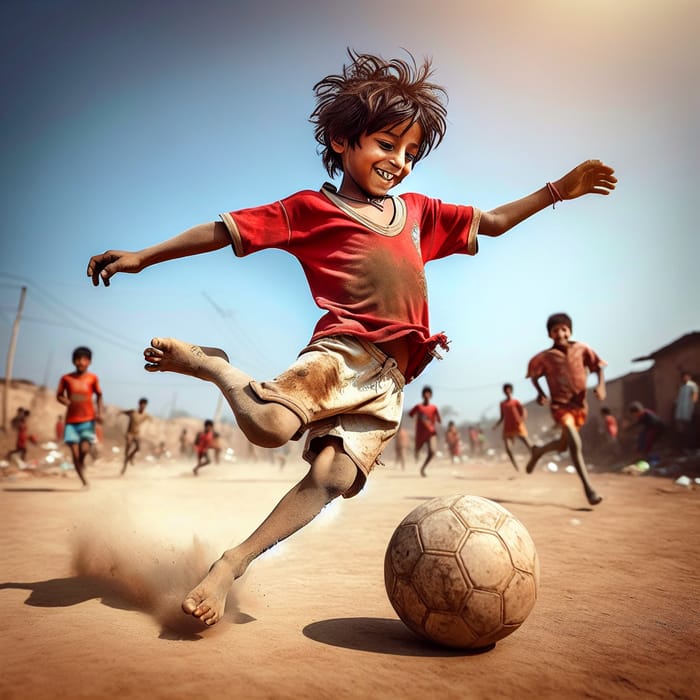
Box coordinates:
[249,335,405,497]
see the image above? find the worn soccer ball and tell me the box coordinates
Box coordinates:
[384,494,539,649]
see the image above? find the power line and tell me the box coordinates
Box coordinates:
[0,272,143,352]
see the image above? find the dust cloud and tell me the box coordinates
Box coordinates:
[69,495,239,635]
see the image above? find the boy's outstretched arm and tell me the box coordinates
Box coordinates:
[87,221,231,287]
[478,160,616,237]
[593,368,606,402]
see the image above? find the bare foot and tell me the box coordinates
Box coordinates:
[525,446,543,474]
[586,489,603,506]
[143,338,229,380]
[182,559,235,626]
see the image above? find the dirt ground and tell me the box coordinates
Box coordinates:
[1,452,698,700]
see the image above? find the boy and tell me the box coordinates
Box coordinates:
[445,420,463,464]
[56,346,103,487]
[86,51,616,625]
[525,313,605,505]
[393,426,409,470]
[674,371,698,449]
[120,397,151,475]
[627,401,666,461]
[492,383,532,472]
[193,419,215,475]
[6,409,38,464]
[409,385,442,476]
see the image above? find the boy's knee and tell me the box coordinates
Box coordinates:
[310,442,358,497]
[237,400,301,448]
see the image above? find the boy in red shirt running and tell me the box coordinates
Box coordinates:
[87,51,616,625]
[525,313,605,505]
[6,409,38,464]
[409,385,441,476]
[492,383,532,472]
[193,419,215,476]
[56,346,103,488]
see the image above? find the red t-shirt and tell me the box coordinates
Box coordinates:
[604,414,618,438]
[526,342,605,411]
[409,403,441,447]
[221,186,480,382]
[500,398,525,434]
[196,429,214,455]
[57,372,102,424]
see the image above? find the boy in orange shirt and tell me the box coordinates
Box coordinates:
[492,383,532,472]
[409,385,441,476]
[525,313,605,505]
[56,346,103,487]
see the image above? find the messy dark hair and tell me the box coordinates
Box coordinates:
[72,346,92,361]
[310,50,448,177]
[546,313,573,334]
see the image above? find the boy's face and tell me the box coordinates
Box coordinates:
[73,355,91,373]
[332,119,423,198]
[548,323,571,347]
[504,386,513,398]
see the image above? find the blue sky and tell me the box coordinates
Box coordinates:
[1,0,697,423]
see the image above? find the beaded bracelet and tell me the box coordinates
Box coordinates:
[546,181,563,209]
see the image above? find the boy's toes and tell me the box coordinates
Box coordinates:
[182,597,199,614]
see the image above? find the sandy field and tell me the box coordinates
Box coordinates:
[1,453,699,700]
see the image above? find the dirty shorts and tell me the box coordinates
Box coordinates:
[249,335,405,498]
[551,406,588,429]
[64,420,97,445]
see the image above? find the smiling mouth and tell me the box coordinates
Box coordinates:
[375,168,394,182]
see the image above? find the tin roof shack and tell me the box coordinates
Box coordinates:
[630,332,700,427]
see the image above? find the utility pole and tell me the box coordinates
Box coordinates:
[2,286,27,433]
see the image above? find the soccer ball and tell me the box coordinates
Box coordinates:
[384,494,539,649]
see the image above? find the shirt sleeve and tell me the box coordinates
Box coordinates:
[582,345,607,373]
[415,195,481,261]
[219,200,292,257]
[526,353,544,379]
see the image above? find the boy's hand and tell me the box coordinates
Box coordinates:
[536,394,549,406]
[554,160,617,200]
[87,250,142,287]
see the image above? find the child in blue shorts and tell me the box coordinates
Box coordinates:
[56,346,103,487]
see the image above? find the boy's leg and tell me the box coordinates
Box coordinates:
[503,437,519,472]
[128,437,140,465]
[419,435,437,477]
[525,431,568,474]
[144,338,301,447]
[562,421,602,506]
[70,442,89,486]
[182,437,357,625]
[121,438,129,474]
[518,434,533,452]
[193,452,209,476]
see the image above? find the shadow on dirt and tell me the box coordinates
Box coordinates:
[303,617,495,657]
